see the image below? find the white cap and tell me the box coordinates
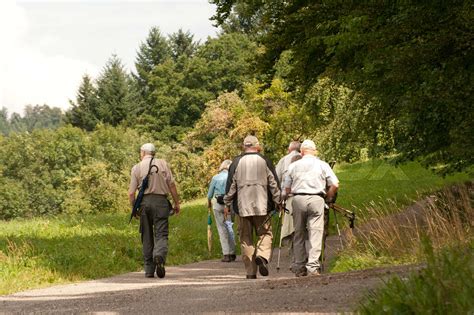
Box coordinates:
[300,139,316,151]
[140,143,156,153]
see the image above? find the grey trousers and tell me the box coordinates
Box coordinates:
[140,194,170,275]
[292,195,325,273]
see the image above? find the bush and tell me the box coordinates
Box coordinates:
[0,178,29,219]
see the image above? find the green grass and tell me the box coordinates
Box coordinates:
[0,159,470,295]
[0,200,226,295]
[358,240,474,314]
[334,159,470,210]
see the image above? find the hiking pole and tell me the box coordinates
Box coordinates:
[276,209,284,272]
[207,207,213,254]
[333,207,344,249]
[253,210,276,260]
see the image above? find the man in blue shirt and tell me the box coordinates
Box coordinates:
[208,159,236,262]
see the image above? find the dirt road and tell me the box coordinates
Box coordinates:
[0,237,418,314]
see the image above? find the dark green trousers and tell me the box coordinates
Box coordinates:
[140,194,170,275]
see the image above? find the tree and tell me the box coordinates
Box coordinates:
[0,107,9,135]
[168,29,199,61]
[67,75,99,131]
[211,1,474,173]
[22,105,64,131]
[96,55,135,126]
[186,32,257,95]
[134,27,172,90]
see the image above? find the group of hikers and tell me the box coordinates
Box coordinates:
[128,135,339,279]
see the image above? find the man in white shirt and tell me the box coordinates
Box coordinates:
[283,139,339,276]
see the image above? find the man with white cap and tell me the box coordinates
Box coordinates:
[128,143,181,278]
[224,135,281,279]
[283,139,339,277]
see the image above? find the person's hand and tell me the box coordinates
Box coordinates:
[174,203,181,215]
[224,206,230,220]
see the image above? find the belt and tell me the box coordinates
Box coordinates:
[293,193,325,198]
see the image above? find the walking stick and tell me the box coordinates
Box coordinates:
[207,207,213,254]
[276,209,284,272]
[333,207,344,249]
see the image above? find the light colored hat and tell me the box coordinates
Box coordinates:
[243,135,260,147]
[219,159,232,172]
[300,139,316,151]
[140,143,156,153]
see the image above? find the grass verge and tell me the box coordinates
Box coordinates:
[331,181,473,272]
[0,200,225,295]
[358,240,474,314]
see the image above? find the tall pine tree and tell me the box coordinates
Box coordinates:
[96,55,134,126]
[67,74,99,131]
[134,27,171,90]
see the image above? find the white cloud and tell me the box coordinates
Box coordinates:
[0,0,98,115]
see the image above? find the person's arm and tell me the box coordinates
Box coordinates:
[223,177,237,218]
[128,191,136,207]
[207,177,216,209]
[282,164,294,200]
[326,183,339,204]
[128,166,138,207]
[324,162,339,204]
[169,182,181,214]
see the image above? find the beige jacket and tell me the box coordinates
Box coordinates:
[224,152,281,217]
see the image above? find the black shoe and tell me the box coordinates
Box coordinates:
[246,275,257,279]
[145,273,154,278]
[295,267,308,277]
[255,256,269,277]
[221,255,231,262]
[155,256,166,278]
[230,254,236,261]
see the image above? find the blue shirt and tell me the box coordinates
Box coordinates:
[207,170,228,200]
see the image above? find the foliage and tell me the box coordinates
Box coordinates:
[129,30,257,141]
[211,1,474,174]
[0,125,148,219]
[358,240,474,314]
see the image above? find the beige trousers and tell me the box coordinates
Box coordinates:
[238,215,273,276]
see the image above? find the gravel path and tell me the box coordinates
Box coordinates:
[0,237,419,314]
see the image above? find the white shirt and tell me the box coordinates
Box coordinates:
[284,155,339,195]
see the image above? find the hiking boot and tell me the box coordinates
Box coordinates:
[230,254,236,261]
[246,275,257,279]
[154,256,166,278]
[221,255,231,262]
[308,271,320,277]
[145,273,154,278]
[255,256,269,277]
[295,267,307,277]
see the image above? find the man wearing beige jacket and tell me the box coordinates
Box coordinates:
[224,135,281,279]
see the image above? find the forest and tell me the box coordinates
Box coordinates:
[1,2,472,220]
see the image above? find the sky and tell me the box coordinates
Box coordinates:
[0,0,218,116]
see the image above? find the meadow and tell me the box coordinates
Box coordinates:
[0,159,470,295]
